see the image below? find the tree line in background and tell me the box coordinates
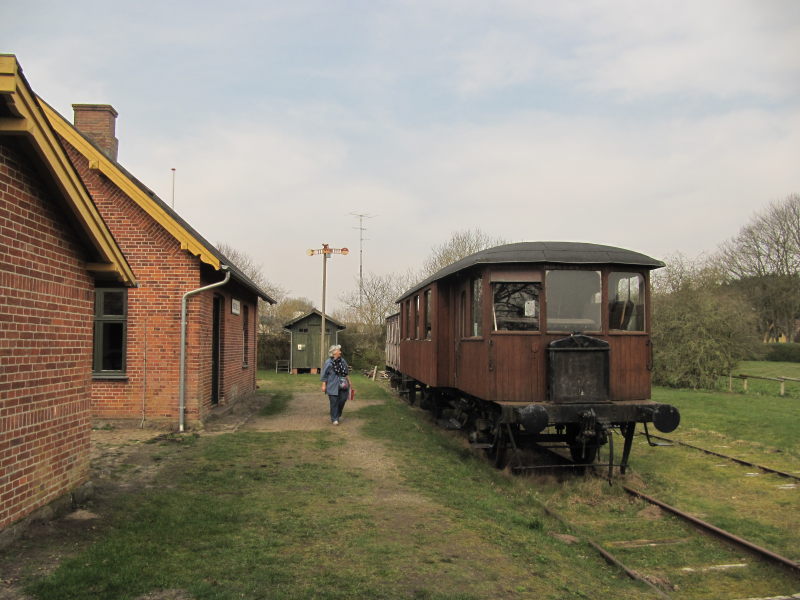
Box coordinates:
[652,193,800,387]
[219,229,503,371]
[221,193,799,389]
[336,228,504,368]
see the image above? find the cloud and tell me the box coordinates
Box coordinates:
[453,31,546,95]
[564,1,800,101]
[111,99,800,310]
[5,0,799,309]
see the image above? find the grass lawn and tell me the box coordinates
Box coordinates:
[625,364,800,582]
[719,360,800,398]
[15,371,800,600]
[651,387,800,456]
[22,373,658,600]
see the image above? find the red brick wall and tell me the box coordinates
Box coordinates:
[0,141,94,530]
[205,285,259,414]
[61,139,259,426]
[181,278,259,421]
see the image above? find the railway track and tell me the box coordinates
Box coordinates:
[521,443,800,598]
[638,432,800,482]
[621,485,800,575]
[391,389,800,596]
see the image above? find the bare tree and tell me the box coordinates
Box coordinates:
[420,228,505,278]
[715,194,800,342]
[338,271,416,328]
[260,296,315,335]
[217,242,285,302]
[335,271,415,368]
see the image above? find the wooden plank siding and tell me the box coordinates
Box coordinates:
[399,339,437,384]
[489,335,542,402]
[398,284,439,386]
[397,263,655,404]
[607,335,652,400]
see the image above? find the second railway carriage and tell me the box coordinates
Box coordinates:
[386,241,679,472]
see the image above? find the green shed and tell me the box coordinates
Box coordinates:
[283,310,346,373]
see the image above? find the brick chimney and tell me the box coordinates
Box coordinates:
[72,104,119,161]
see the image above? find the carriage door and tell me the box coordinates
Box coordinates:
[211,295,222,405]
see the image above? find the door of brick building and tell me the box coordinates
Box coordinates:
[211,295,222,404]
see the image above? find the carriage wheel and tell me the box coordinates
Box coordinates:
[566,423,599,464]
[569,439,599,464]
[487,425,508,469]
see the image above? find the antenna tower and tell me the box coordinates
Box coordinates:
[350,212,375,307]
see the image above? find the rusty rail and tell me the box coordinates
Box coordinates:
[540,504,673,599]
[622,486,800,575]
[638,433,800,482]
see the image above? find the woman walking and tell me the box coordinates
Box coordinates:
[321,345,350,425]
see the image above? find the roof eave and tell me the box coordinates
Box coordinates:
[0,55,136,286]
[397,242,664,301]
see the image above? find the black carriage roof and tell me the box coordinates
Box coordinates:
[399,241,664,300]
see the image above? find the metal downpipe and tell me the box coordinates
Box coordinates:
[179,266,231,432]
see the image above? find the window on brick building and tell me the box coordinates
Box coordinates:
[243,304,250,367]
[93,288,127,375]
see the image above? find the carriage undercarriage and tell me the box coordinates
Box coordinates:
[390,372,679,477]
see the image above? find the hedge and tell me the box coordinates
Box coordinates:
[765,343,800,363]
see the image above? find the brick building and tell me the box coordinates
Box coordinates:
[40,100,274,429]
[0,56,136,532]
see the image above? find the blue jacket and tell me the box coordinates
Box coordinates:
[321,358,349,395]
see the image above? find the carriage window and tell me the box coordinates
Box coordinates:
[414,295,421,339]
[459,290,468,337]
[424,290,432,339]
[471,277,483,337]
[609,272,645,331]
[406,299,412,339]
[492,283,541,331]
[545,270,601,332]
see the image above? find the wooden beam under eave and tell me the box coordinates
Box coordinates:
[86,262,119,272]
[87,262,128,283]
[0,55,18,94]
[0,117,32,133]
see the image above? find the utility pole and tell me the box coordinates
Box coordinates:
[171,168,176,208]
[350,212,374,307]
[307,244,349,369]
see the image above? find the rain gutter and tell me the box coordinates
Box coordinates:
[179,266,230,432]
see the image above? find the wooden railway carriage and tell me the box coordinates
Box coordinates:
[386,241,679,472]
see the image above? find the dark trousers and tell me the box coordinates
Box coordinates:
[328,389,348,422]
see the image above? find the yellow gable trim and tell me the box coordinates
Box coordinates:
[41,101,221,270]
[0,56,136,285]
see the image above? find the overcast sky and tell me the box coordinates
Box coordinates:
[4,1,799,309]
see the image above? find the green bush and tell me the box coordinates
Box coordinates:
[652,286,761,389]
[337,327,385,370]
[765,343,800,362]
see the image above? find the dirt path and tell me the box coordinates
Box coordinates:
[235,392,538,596]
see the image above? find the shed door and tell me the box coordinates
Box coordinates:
[306,328,320,370]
